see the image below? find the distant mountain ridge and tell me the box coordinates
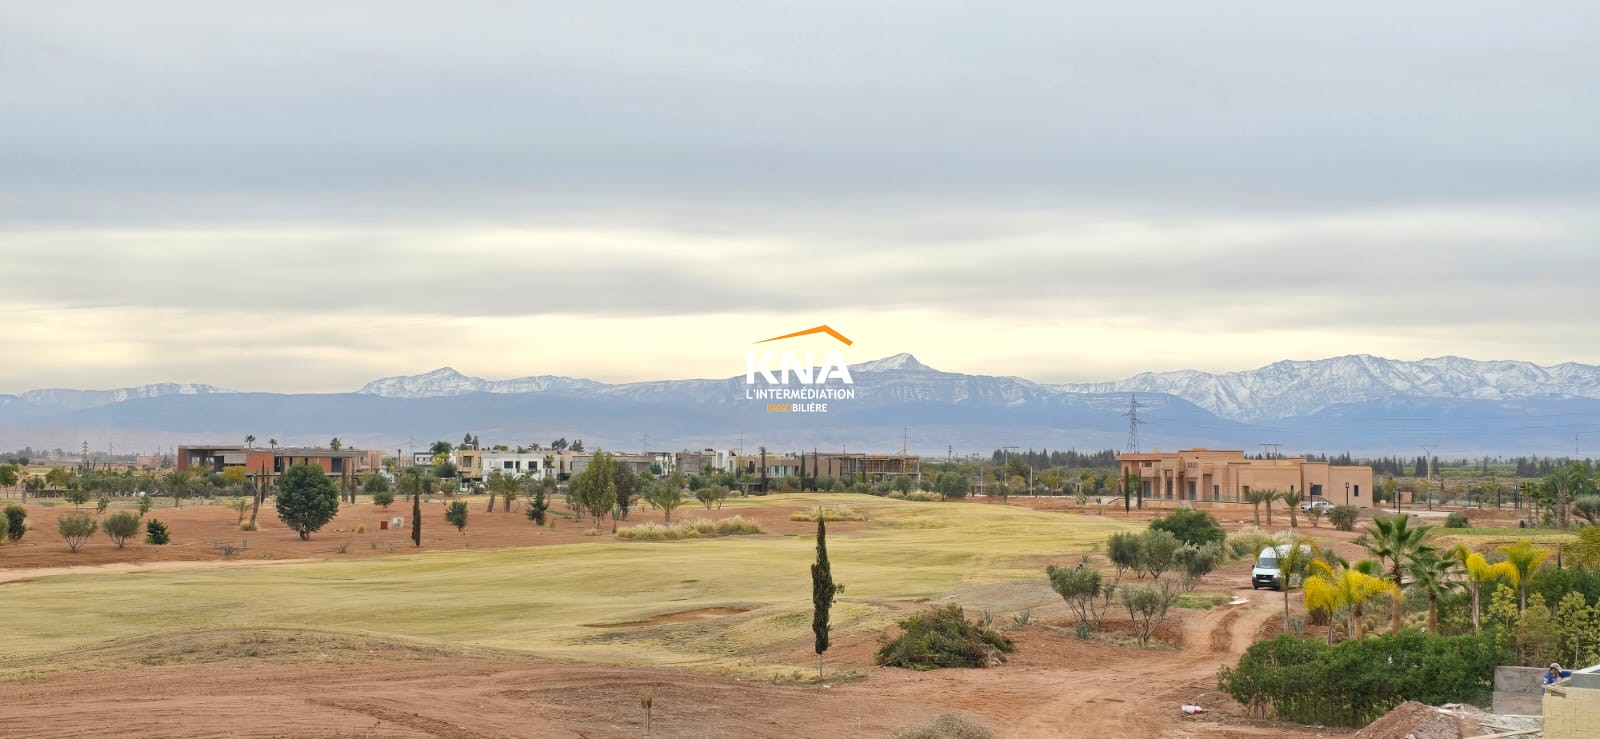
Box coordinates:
[3,354,1600,455]
[1053,354,1600,421]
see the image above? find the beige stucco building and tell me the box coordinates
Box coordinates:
[1118,448,1372,505]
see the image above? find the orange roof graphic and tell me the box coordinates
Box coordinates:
[754,325,853,346]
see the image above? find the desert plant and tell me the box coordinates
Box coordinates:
[4,504,25,542]
[1307,507,1325,528]
[445,500,469,534]
[58,511,98,552]
[228,496,251,526]
[790,505,866,522]
[642,478,687,524]
[1574,496,1600,525]
[874,604,1014,670]
[1406,549,1462,634]
[144,518,171,544]
[1226,530,1274,561]
[1012,609,1030,627]
[1329,505,1358,531]
[1444,511,1470,529]
[525,486,549,525]
[889,713,997,739]
[1357,514,1438,634]
[371,488,396,510]
[102,511,141,548]
[1174,542,1224,591]
[616,516,765,540]
[640,689,654,739]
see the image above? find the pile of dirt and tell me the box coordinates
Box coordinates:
[1354,701,1481,739]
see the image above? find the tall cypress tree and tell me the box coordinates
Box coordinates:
[811,519,842,680]
[411,489,422,547]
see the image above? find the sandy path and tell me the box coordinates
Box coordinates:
[0,557,317,585]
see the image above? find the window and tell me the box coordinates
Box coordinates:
[1355,485,1361,498]
[503,461,514,470]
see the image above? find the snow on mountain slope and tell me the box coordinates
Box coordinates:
[357,367,603,398]
[1053,355,1600,421]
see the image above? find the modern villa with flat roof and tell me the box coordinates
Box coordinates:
[1117,448,1372,506]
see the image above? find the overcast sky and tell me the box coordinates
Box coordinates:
[2,1,1597,393]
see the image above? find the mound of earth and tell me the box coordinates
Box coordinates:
[1354,701,1481,739]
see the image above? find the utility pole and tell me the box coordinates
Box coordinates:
[1259,443,1281,460]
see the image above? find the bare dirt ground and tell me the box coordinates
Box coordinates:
[0,495,838,568]
[0,495,1366,737]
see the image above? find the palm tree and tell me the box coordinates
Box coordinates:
[1276,535,1320,629]
[1457,546,1516,632]
[1304,559,1396,642]
[1356,514,1437,634]
[164,469,195,509]
[1496,541,1551,610]
[244,434,256,449]
[1263,489,1283,527]
[329,437,343,451]
[269,438,278,450]
[1245,489,1271,526]
[1404,549,1461,634]
[1281,489,1304,528]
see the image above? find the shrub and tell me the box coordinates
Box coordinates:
[145,518,171,545]
[102,511,141,548]
[1149,508,1226,547]
[616,516,764,540]
[371,489,396,510]
[58,512,98,552]
[1444,511,1470,529]
[875,604,1014,670]
[1174,542,1224,589]
[4,504,25,542]
[1218,631,1499,727]
[1106,531,1143,578]
[1046,561,1112,632]
[1329,505,1358,531]
[1120,581,1181,646]
[1227,530,1275,561]
[789,506,865,522]
[136,494,153,517]
[1574,495,1600,525]
[1137,529,1182,579]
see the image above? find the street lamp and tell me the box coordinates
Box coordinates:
[1345,481,1350,506]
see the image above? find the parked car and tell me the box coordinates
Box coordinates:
[1300,499,1336,513]
[1251,543,1314,590]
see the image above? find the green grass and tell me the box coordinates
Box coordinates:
[0,494,1133,677]
[1175,592,1230,610]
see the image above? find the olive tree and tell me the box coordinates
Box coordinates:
[58,512,98,552]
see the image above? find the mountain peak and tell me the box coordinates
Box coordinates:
[851,353,934,373]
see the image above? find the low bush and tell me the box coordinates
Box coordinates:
[875,604,1014,670]
[144,518,171,545]
[1149,508,1226,547]
[616,516,764,540]
[1218,631,1498,727]
[789,506,866,522]
[1329,505,1359,531]
[1444,511,1470,528]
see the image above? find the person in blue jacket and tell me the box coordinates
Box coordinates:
[1545,663,1572,689]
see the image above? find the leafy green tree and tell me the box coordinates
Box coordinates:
[1137,529,1181,580]
[1148,508,1225,547]
[1554,591,1600,667]
[58,512,98,552]
[63,484,91,509]
[1106,531,1143,581]
[1047,561,1110,632]
[643,476,687,524]
[102,511,141,548]
[144,518,170,544]
[812,519,842,679]
[445,500,469,534]
[571,451,618,529]
[4,504,27,542]
[0,463,19,494]
[274,463,340,540]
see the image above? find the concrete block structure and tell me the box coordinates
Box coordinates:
[177,445,377,485]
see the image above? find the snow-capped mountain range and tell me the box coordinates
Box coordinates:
[4,354,1600,454]
[1054,355,1600,421]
